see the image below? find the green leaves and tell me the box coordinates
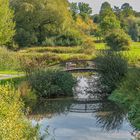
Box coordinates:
[28,69,76,98]
[0,0,15,45]
[105,29,131,51]
[11,0,73,47]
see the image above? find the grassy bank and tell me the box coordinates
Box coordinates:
[0,76,26,87]
[0,41,140,75]
[17,42,140,66]
[109,68,140,129]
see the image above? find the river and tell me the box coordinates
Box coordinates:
[29,76,135,140]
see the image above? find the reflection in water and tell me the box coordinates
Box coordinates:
[95,101,128,131]
[28,98,73,120]
[29,76,134,140]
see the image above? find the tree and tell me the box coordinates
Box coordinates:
[78,2,92,21]
[92,14,100,24]
[124,17,140,41]
[96,52,128,93]
[0,0,15,46]
[70,2,79,20]
[113,6,122,19]
[121,3,134,17]
[100,2,112,17]
[99,2,120,35]
[100,16,120,35]
[105,29,131,51]
[75,16,95,35]
[11,0,73,47]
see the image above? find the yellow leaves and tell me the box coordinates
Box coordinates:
[0,85,38,140]
[76,16,89,31]
[76,16,96,34]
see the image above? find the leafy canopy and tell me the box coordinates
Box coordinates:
[0,0,15,46]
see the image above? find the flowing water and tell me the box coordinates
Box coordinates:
[29,76,135,140]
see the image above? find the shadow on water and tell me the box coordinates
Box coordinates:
[95,101,128,131]
[28,75,134,140]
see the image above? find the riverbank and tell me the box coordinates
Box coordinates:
[109,67,140,130]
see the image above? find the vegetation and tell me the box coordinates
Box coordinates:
[0,84,38,140]
[105,29,131,51]
[96,52,128,93]
[0,0,140,138]
[10,0,91,48]
[28,69,76,98]
[99,2,121,36]
[109,68,140,129]
[0,0,15,46]
[0,47,21,71]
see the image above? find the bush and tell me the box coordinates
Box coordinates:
[109,68,140,129]
[96,52,128,93]
[18,81,37,107]
[0,84,38,140]
[28,69,76,98]
[54,29,84,46]
[20,54,49,73]
[42,37,55,46]
[0,47,21,71]
[15,28,38,47]
[105,29,131,51]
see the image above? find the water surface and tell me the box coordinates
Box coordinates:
[29,76,134,140]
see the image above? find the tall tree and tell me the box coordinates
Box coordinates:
[0,0,15,46]
[100,2,112,17]
[121,3,134,17]
[78,2,92,21]
[70,2,79,20]
[11,0,73,47]
[113,6,122,19]
[123,16,140,41]
[99,2,120,35]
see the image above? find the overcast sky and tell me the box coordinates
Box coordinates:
[68,0,140,14]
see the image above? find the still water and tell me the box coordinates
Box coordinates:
[29,76,134,140]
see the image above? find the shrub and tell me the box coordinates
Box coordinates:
[20,55,48,73]
[109,68,140,129]
[54,29,84,46]
[42,37,55,46]
[105,29,131,51]
[80,37,95,54]
[28,69,76,98]
[18,81,37,108]
[0,84,38,140]
[0,47,21,71]
[15,28,38,47]
[96,52,128,93]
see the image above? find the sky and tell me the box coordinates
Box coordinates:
[68,0,140,14]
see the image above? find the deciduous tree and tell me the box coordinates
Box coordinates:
[0,0,15,46]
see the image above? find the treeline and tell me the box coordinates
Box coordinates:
[0,0,95,48]
[93,2,140,42]
[1,0,140,48]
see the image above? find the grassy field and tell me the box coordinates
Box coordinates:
[18,42,140,65]
[0,41,139,74]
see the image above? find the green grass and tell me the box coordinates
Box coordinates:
[95,43,107,50]
[0,70,24,75]
[0,42,137,75]
[0,76,26,86]
[20,46,83,54]
[94,42,140,66]
[18,45,95,65]
[18,42,140,66]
